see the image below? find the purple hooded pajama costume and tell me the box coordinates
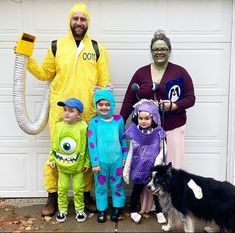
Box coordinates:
[125,99,166,184]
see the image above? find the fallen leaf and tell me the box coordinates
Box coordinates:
[25,226,32,231]
[142,213,150,218]
[88,213,94,218]
[27,220,33,224]
[43,216,51,221]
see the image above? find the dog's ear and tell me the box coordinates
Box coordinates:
[166,162,172,176]
[168,162,172,169]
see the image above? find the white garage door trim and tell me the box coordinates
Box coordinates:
[227,1,235,183]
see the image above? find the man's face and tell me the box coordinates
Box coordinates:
[70,12,88,40]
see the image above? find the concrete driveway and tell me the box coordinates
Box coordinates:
[0,198,214,232]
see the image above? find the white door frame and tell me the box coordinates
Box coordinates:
[227,0,235,183]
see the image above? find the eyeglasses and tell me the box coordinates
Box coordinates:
[151,48,169,53]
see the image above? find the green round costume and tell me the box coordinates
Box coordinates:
[49,120,90,213]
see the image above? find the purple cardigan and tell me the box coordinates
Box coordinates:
[120,62,195,131]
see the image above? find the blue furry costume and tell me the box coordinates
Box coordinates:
[88,89,128,211]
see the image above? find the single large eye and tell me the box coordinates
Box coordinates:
[60,137,77,154]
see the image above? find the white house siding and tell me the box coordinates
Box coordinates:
[0,0,234,197]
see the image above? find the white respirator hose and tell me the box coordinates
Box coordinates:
[13,53,50,135]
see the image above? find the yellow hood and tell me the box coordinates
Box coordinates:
[69,3,90,27]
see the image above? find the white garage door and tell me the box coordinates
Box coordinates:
[0,0,234,197]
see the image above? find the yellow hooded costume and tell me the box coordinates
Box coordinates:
[27,3,110,192]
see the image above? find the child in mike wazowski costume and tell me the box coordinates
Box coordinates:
[48,98,90,223]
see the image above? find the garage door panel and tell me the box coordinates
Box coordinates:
[21,96,50,146]
[166,0,232,42]
[99,0,154,41]
[184,147,226,180]
[0,149,49,197]
[31,1,68,35]
[0,1,22,41]
[0,153,29,192]
[185,96,228,147]
[0,99,27,141]
[108,49,150,87]
[37,153,48,194]
[0,96,50,148]
[0,48,15,96]
[35,127,50,143]
[172,43,230,96]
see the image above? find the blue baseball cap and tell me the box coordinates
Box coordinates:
[57,98,84,113]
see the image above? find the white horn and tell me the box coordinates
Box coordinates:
[13,53,50,135]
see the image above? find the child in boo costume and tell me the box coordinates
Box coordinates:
[123,99,167,224]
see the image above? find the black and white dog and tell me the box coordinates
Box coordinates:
[146,163,235,232]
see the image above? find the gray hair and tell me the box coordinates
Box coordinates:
[150,30,172,52]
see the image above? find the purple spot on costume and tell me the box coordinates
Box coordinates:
[116,167,123,176]
[88,130,92,138]
[114,115,121,121]
[98,175,106,185]
[122,134,127,139]
[115,191,121,197]
[110,176,116,182]
[89,142,95,149]
[116,183,121,189]
[122,148,128,153]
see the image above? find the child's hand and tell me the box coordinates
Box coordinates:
[92,166,101,173]
[83,167,89,173]
[122,159,126,167]
[49,162,56,169]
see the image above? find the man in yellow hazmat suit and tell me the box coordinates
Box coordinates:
[27,3,110,217]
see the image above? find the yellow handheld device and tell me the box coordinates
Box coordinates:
[15,33,36,57]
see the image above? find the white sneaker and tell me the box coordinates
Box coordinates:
[56,211,67,222]
[156,212,167,224]
[130,212,141,223]
[76,211,87,223]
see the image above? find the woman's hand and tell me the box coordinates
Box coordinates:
[159,99,177,112]
[92,166,101,173]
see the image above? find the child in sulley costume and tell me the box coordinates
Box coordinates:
[88,87,128,223]
[123,99,167,224]
[49,98,90,223]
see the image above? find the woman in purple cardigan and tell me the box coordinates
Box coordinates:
[120,30,195,170]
